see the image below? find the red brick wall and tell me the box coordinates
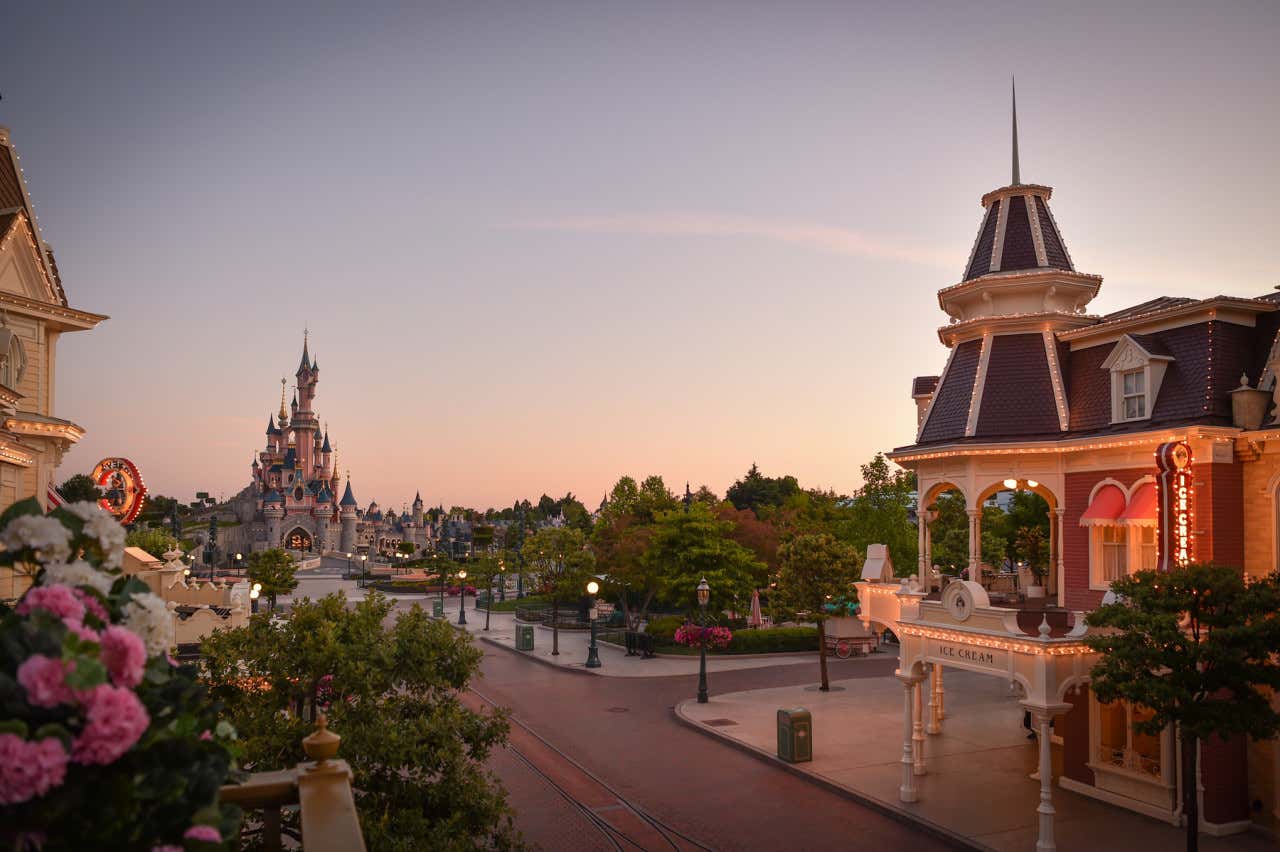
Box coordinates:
[1059,684,1094,786]
[1202,733,1249,824]
[1063,460,1243,611]
[1201,461,1244,569]
[1063,468,1150,611]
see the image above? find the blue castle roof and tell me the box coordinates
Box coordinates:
[339,481,358,507]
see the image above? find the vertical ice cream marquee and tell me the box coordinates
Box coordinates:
[1155,441,1194,571]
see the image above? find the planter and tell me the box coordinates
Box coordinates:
[1025,584,1046,599]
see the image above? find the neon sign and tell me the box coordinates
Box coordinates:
[91,457,147,525]
[1155,441,1193,571]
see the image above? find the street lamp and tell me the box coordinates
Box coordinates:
[234,553,244,575]
[346,552,353,579]
[250,582,262,614]
[498,559,506,603]
[696,577,710,704]
[434,553,444,611]
[457,569,468,625]
[359,554,368,589]
[585,579,601,669]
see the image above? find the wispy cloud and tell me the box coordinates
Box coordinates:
[503,213,960,269]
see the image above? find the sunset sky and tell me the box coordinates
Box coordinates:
[4,2,1279,511]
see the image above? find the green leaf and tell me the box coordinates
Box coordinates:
[65,656,108,691]
[33,722,72,746]
[0,719,29,738]
[0,497,44,526]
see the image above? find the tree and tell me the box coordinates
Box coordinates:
[645,503,763,615]
[247,548,298,611]
[125,526,180,559]
[524,527,594,655]
[725,464,800,515]
[472,525,495,554]
[397,540,417,555]
[201,593,521,851]
[591,511,658,630]
[57,472,102,504]
[776,533,862,691]
[1014,525,1049,583]
[1085,565,1280,852]
[840,454,918,572]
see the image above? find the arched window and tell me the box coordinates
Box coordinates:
[0,328,27,389]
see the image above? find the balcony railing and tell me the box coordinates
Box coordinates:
[218,715,366,851]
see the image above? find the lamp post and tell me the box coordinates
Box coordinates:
[434,553,444,610]
[346,552,353,580]
[585,579,601,668]
[498,558,506,603]
[484,564,495,632]
[250,582,261,614]
[696,577,710,704]
[359,554,368,589]
[457,569,468,625]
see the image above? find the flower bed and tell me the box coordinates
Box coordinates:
[0,498,239,849]
[637,615,818,655]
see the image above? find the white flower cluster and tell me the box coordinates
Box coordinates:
[123,592,175,657]
[0,515,72,562]
[64,502,127,568]
[40,559,113,596]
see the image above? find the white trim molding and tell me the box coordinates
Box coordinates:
[965,334,992,438]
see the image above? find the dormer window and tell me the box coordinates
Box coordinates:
[1101,334,1173,424]
[1121,369,1146,419]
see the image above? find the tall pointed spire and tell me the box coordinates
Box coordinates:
[278,378,288,421]
[1011,76,1021,186]
[297,329,311,375]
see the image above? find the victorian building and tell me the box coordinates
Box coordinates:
[853,94,1280,846]
[236,337,432,557]
[0,126,106,600]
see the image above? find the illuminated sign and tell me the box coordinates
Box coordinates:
[1155,441,1194,571]
[927,639,1010,673]
[91,457,147,525]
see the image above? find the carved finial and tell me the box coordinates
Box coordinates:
[303,712,341,768]
[1037,615,1051,640]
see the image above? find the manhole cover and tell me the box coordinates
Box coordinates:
[704,718,738,727]
[606,706,630,713]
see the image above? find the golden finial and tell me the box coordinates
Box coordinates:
[278,377,288,421]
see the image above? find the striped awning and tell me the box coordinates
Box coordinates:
[1079,484,1126,527]
[1118,483,1157,527]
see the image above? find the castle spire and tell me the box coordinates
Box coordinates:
[278,378,288,421]
[297,329,311,375]
[1011,76,1021,186]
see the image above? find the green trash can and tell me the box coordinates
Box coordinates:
[777,708,812,763]
[432,599,444,618]
[516,624,535,651]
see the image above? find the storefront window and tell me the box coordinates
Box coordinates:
[1097,700,1162,778]
[1101,526,1127,582]
[1138,526,1157,571]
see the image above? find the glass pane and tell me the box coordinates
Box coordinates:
[1131,706,1162,777]
[1123,371,1137,395]
[1099,702,1127,766]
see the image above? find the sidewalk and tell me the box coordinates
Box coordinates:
[676,670,1272,851]
[451,607,879,679]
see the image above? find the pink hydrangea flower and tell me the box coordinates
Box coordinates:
[17,655,74,708]
[74,589,111,625]
[62,617,99,643]
[99,625,147,688]
[183,825,221,843]
[16,585,85,623]
[0,734,68,805]
[71,684,149,765]
[199,729,213,741]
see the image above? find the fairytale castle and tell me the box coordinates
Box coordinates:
[239,336,432,556]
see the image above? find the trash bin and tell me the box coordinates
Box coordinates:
[432,599,444,618]
[516,624,535,651]
[777,708,812,763]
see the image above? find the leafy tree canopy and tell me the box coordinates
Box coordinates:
[125,526,179,559]
[201,594,522,851]
[247,548,298,610]
[725,464,800,516]
[776,533,863,690]
[57,472,102,504]
[646,503,764,613]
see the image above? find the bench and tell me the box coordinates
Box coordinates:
[624,630,657,658]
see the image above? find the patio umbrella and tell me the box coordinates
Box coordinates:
[748,588,763,628]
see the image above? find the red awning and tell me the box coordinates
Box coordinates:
[1079,484,1126,527]
[1118,483,1157,527]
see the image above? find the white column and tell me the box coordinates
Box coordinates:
[918,516,928,590]
[927,664,942,734]
[900,679,918,802]
[913,679,927,775]
[967,508,982,583]
[1054,507,1066,604]
[1035,712,1056,852]
[936,666,946,721]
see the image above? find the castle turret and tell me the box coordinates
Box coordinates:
[313,484,334,553]
[263,490,285,548]
[339,477,359,553]
[412,490,423,526]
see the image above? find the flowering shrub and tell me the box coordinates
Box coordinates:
[0,497,239,850]
[673,623,733,649]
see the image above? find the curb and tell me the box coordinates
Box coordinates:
[671,700,987,852]
[474,633,597,677]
